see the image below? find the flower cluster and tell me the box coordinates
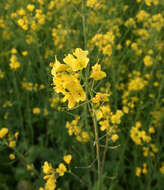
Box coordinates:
[41,161,56,190]
[51,48,89,109]
[40,154,72,190]
[66,116,90,142]
[130,122,151,145]
[9,49,20,70]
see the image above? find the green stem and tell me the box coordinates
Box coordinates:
[91,103,101,189]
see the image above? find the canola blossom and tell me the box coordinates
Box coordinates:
[51,48,89,109]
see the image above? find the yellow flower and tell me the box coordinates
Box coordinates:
[51,57,70,76]
[92,93,109,103]
[39,187,44,190]
[27,4,35,12]
[9,140,16,148]
[32,107,41,115]
[136,167,141,176]
[123,106,129,114]
[102,44,112,56]
[111,134,119,142]
[45,175,56,190]
[142,163,148,174]
[63,155,72,164]
[136,10,150,22]
[128,77,146,91]
[63,48,89,71]
[22,51,28,56]
[9,55,20,70]
[111,110,123,125]
[90,63,106,81]
[0,128,8,139]
[56,163,67,176]
[0,70,4,79]
[11,48,17,54]
[42,161,56,190]
[14,132,19,139]
[145,0,152,6]
[130,122,151,145]
[26,164,34,170]
[144,55,153,66]
[81,131,90,142]
[17,8,26,16]
[148,127,155,134]
[51,49,89,109]
[42,161,54,175]
[9,154,15,160]
[53,73,86,109]
[160,162,164,174]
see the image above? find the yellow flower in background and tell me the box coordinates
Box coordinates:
[144,55,153,66]
[136,10,150,22]
[9,140,16,148]
[9,55,20,70]
[90,63,106,80]
[32,107,41,115]
[102,44,112,56]
[142,163,148,174]
[9,154,15,160]
[128,77,146,91]
[148,127,155,134]
[81,131,90,142]
[87,0,97,8]
[111,134,119,142]
[136,167,141,176]
[63,154,72,164]
[26,163,34,170]
[27,4,35,12]
[11,48,17,54]
[0,70,4,79]
[160,162,164,174]
[145,0,152,6]
[22,51,28,56]
[0,128,8,139]
[56,163,67,176]
[39,187,44,190]
[111,110,123,125]
[130,122,152,145]
[14,132,19,139]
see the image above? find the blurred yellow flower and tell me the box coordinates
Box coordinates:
[42,161,54,175]
[144,55,153,66]
[63,155,72,164]
[0,128,8,139]
[111,134,119,142]
[32,107,41,115]
[136,167,141,176]
[56,163,67,176]
[9,154,15,160]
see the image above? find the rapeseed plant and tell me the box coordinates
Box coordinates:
[0,0,164,189]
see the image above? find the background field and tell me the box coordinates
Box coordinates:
[0,0,164,189]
